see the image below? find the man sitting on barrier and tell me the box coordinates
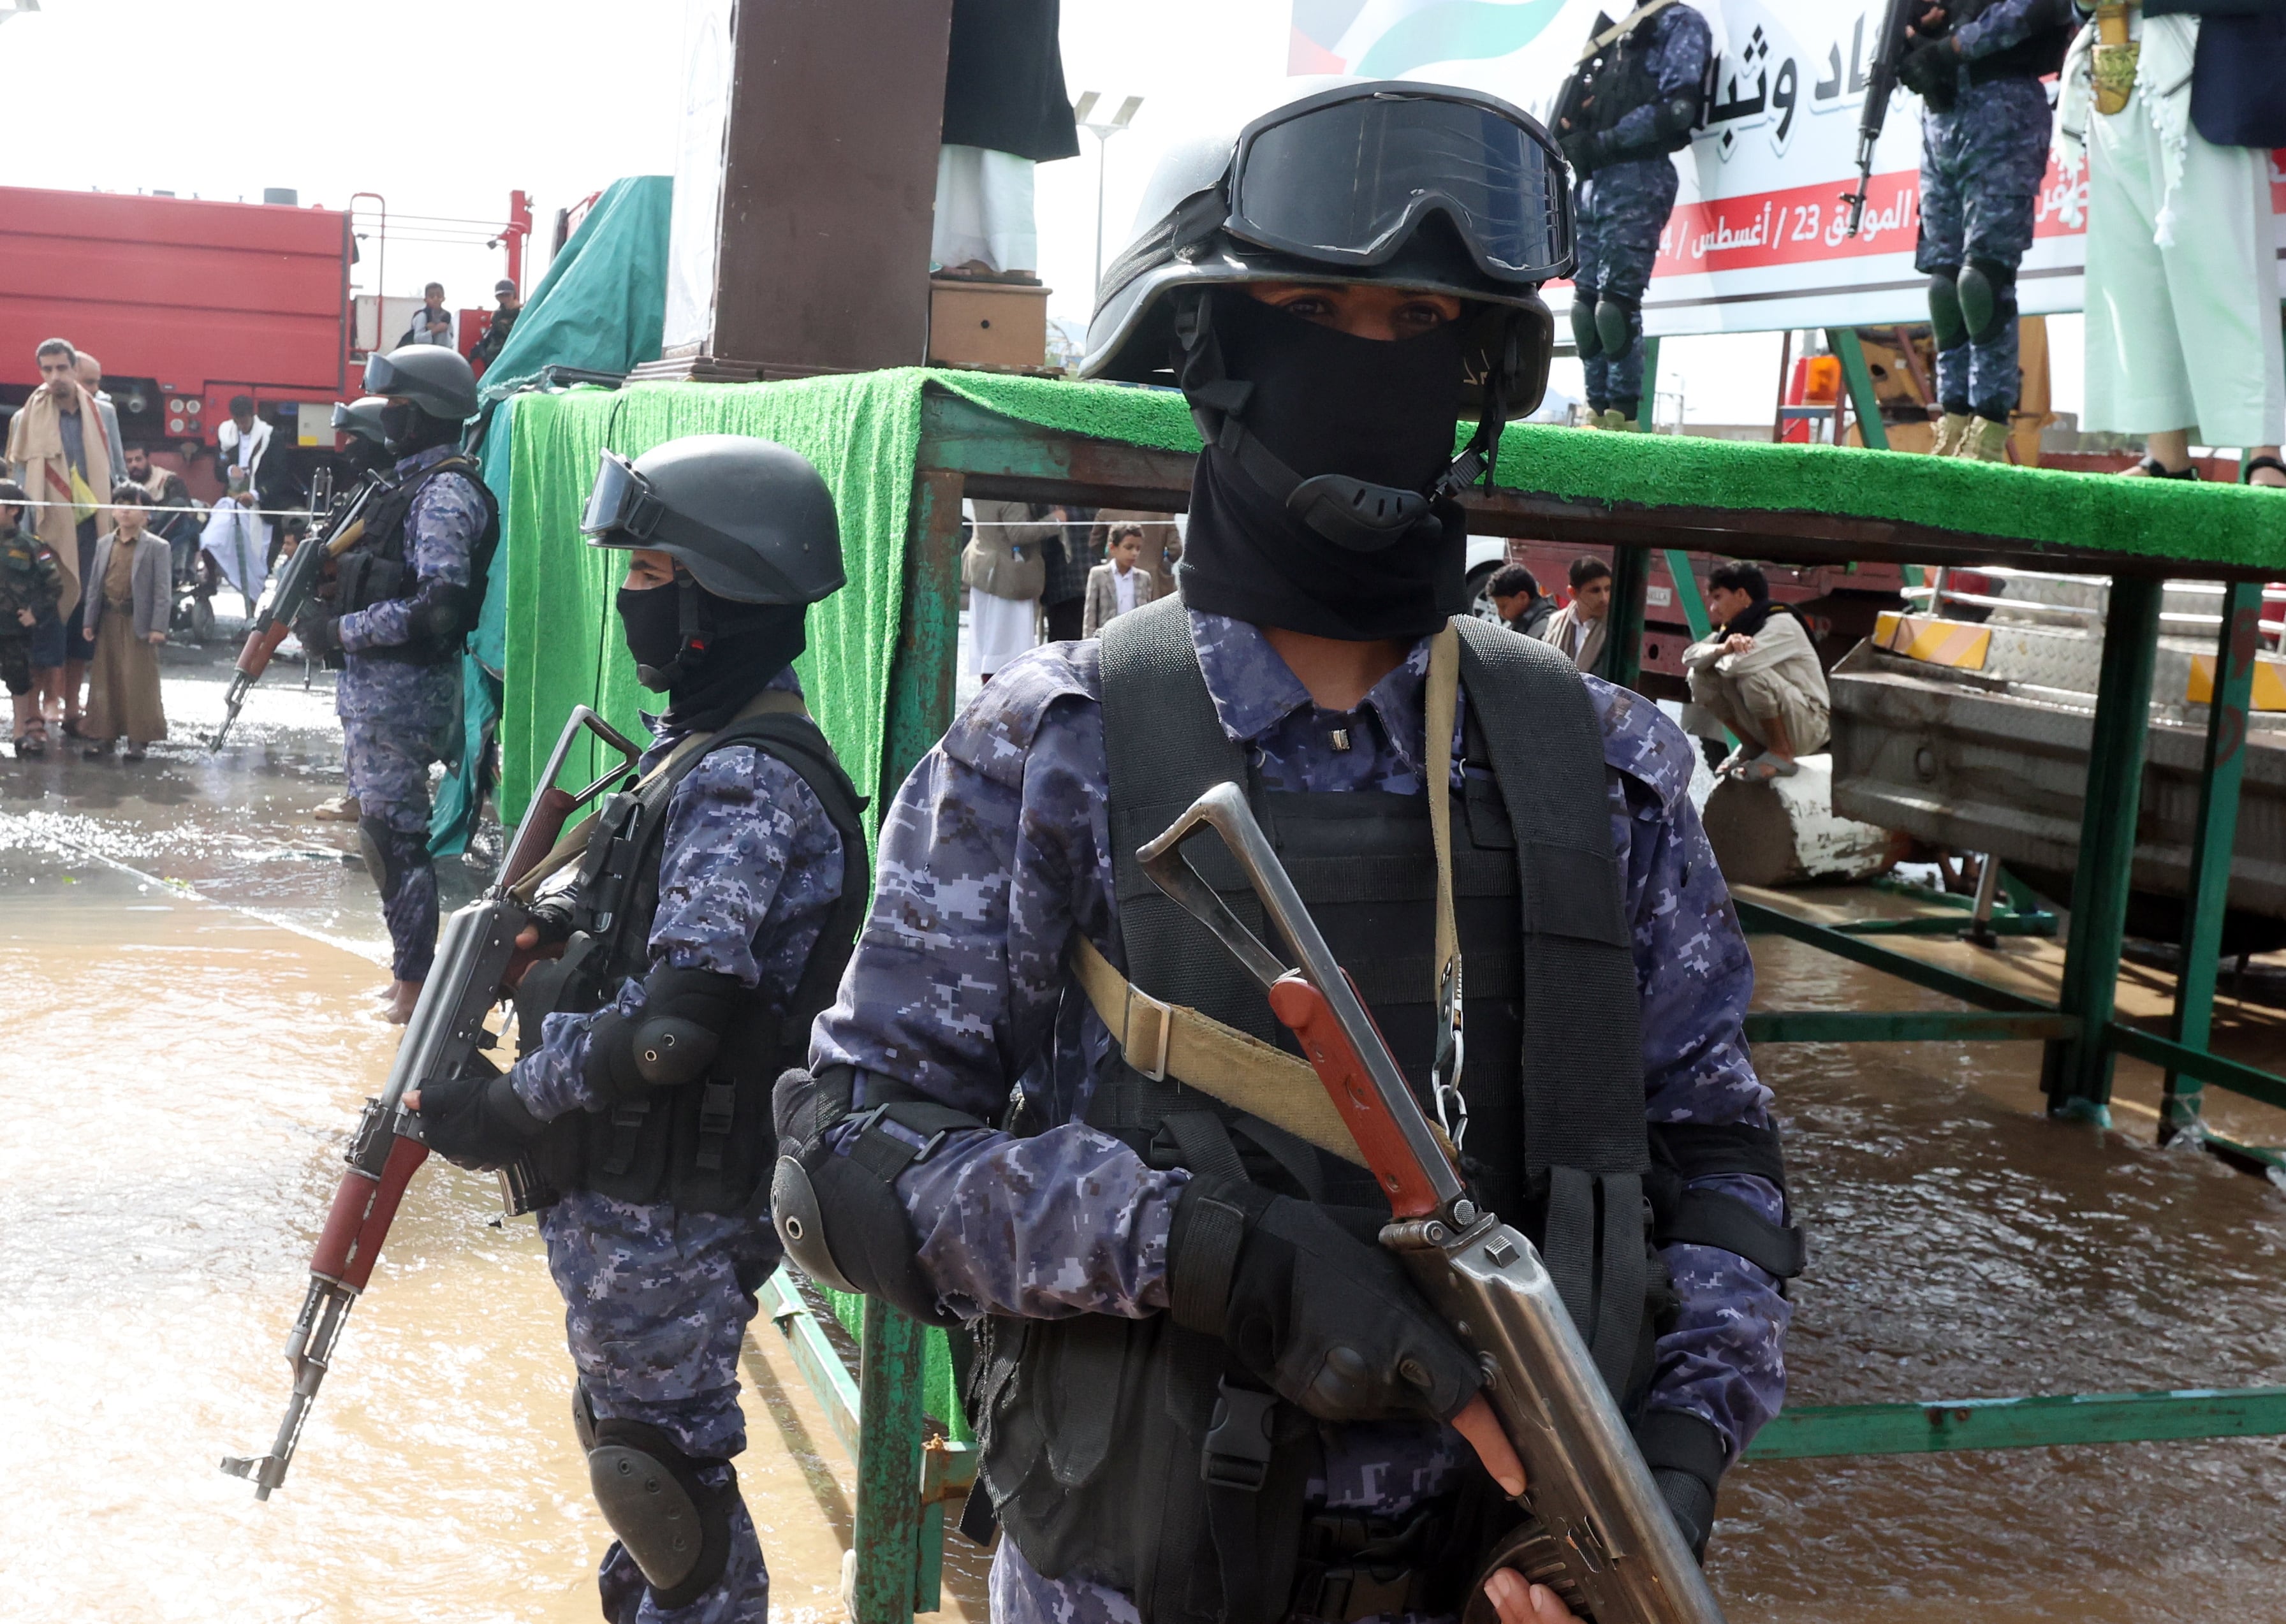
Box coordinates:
[1682,561,1831,780]
[777,80,1797,1624]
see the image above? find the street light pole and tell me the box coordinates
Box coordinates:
[1072,92,1144,300]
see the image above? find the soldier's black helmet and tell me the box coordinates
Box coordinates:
[363,344,480,422]
[580,435,845,606]
[1081,78,1574,418]
[330,397,392,449]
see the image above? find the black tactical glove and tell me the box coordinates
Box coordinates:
[1558,128,1605,177]
[1898,38,1960,112]
[524,894,576,947]
[1169,1180,1481,1424]
[414,1067,546,1172]
[291,606,342,660]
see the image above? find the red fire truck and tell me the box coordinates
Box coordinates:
[0,185,529,500]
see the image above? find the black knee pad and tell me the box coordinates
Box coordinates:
[356,815,427,902]
[583,1403,738,1611]
[1927,270,1966,351]
[1959,258,2018,346]
[1594,294,1639,362]
[1569,295,1604,361]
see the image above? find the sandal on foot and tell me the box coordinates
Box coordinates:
[2242,455,2286,488]
[2128,456,2198,479]
[1737,755,1800,781]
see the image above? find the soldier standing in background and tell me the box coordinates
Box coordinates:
[291,346,495,1025]
[1900,0,2079,461]
[1555,0,1712,431]
[413,435,865,1624]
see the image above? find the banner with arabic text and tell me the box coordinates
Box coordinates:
[1291,0,2283,333]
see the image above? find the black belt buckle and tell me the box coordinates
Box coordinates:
[1201,1379,1277,1493]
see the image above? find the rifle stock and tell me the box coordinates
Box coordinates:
[223,706,641,1499]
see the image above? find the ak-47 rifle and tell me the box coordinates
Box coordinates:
[1842,0,1922,237]
[209,466,379,751]
[1138,782,1725,1624]
[223,706,642,1499]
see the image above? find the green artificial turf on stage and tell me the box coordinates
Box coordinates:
[930,369,2286,572]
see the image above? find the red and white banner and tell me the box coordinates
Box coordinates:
[1289,0,2286,333]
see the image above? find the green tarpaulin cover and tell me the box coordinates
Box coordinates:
[431,175,673,853]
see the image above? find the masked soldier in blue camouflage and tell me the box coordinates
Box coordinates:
[411,432,864,1624]
[778,82,1799,1624]
[294,346,497,1025]
[414,434,866,1624]
[1554,1,1712,430]
[1899,0,2079,461]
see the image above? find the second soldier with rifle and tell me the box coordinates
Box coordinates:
[776,80,1798,1624]
[292,344,499,1024]
[409,435,868,1624]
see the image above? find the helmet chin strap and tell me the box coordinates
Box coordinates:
[1172,288,1512,555]
[636,575,710,691]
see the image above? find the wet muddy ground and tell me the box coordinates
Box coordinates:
[6,632,2286,1621]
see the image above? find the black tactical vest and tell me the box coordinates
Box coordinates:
[969,601,1663,1624]
[334,452,501,664]
[1583,4,1708,157]
[1944,0,2076,82]
[520,706,868,1215]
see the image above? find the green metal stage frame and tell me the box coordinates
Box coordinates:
[739,384,2286,1623]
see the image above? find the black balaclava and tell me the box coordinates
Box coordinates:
[617,575,808,733]
[1178,294,1472,641]
[381,403,463,459]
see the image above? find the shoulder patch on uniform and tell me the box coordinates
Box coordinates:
[1583,673,1696,811]
[941,640,1103,787]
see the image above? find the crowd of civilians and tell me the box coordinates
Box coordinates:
[962,499,1182,679]
[1,334,290,758]
[1487,553,1830,782]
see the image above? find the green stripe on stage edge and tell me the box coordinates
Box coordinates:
[1746,1386,2286,1459]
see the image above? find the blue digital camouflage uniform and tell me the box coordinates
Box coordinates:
[1572,3,1711,415]
[335,442,484,983]
[511,666,847,1624]
[811,609,1790,1624]
[1914,0,2060,420]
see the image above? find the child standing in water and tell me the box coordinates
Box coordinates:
[80,484,170,761]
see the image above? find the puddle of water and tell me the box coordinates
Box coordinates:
[0,861,983,1624]
[15,640,2286,1621]
[1713,935,2286,1620]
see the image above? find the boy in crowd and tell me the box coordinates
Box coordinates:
[1080,518,1159,636]
[0,479,65,757]
[1538,553,1613,669]
[79,485,171,760]
[1487,561,1552,636]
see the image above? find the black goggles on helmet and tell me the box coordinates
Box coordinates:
[580,450,667,544]
[1223,84,1571,285]
[362,352,411,396]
